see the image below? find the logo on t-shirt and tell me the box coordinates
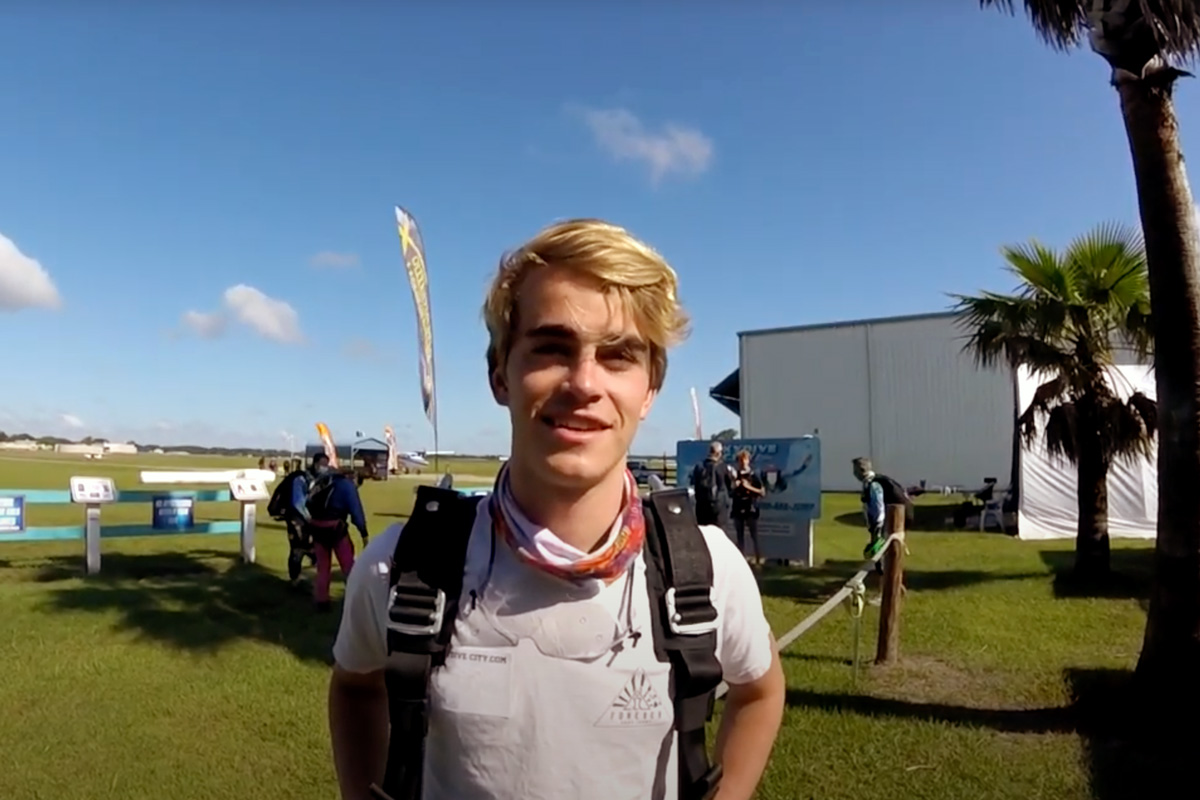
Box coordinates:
[595,669,667,728]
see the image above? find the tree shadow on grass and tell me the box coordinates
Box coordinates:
[784,664,1195,798]
[784,686,1075,734]
[17,548,340,665]
[1067,667,1194,798]
[781,651,855,666]
[758,560,1045,602]
[833,501,992,533]
[1038,548,1153,604]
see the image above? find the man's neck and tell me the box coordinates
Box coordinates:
[505,461,628,553]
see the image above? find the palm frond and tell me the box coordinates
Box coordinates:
[1122,303,1155,361]
[1128,390,1159,438]
[1023,338,1079,375]
[980,1,1200,62]
[1044,403,1080,464]
[980,0,1089,50]
[1001,240,1073,300]
[1023,376,1069,420]
[1103,390,1159,465]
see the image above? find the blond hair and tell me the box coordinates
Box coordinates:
[483,218,690,390]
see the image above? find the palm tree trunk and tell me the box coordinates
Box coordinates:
[1074,444,1110,580]
[1115,69,1200,700]
[1009,364,1021,510]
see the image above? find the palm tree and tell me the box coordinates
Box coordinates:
[980,0,1200,710]
[952,224,1156,578]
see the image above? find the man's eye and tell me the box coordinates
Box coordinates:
[533,343,570,356]
[600,348,640,364]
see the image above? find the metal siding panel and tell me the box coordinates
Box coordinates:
[866,316,1012,489]
[738,333,750,435]
[741,325,872,491]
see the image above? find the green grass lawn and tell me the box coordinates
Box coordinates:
[0,451,1158,799]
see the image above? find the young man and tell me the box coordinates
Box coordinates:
[852,456,888,560]
[327,219,786,800]
[730,448,765,565]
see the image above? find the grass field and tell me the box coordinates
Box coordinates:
[0,451,1161,799]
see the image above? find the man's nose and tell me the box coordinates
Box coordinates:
[562,352,602,398]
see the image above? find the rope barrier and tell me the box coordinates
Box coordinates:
[714,532,902,699]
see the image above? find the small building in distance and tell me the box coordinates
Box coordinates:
[305,436,392,480]
[55,441,139,456]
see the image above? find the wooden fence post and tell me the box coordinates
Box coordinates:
[874,503,907,665]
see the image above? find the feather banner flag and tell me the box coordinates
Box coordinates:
[315,422,339,467]
[394,205,437,429]
[690,387,703,440]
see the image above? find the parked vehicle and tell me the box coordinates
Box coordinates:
[627,460,665,485]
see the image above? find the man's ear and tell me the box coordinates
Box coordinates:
[490,365,509,407]
[639,388,658,420]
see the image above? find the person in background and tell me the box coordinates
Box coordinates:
[690,439,733,528]
[280,457,317,588]
[731,448,765,565]
[852,457,887,564]
[295,452,369,611]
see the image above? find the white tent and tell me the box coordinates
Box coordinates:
[1016,364,1157,540]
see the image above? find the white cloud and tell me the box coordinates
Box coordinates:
[223,284,304,344]
[59,413,84,429]
[180,309,227,339]
[179,285,303,345]
[576,107,714,184]
[0,232,62,312]
[310,250,360,269]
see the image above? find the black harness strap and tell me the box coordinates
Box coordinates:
[642,489,724,800]
[374,485,481,800]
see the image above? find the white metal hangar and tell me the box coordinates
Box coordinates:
[711,312,1012,493]
[709,311,1159,541]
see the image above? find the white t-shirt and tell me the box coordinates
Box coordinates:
[332,495,775,800]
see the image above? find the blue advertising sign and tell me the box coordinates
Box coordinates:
[0,495,25,534]
[676,436,821,564]
[152,495,195,531]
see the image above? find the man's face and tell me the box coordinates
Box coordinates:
[492,266,657,491]
[852,463,866,481]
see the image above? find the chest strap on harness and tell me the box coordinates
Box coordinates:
[642,489,725,800]
[372,484,480,800]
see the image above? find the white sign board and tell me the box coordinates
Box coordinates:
[69,476,117,504]
[140,468,278,486]
[229,479,270,502]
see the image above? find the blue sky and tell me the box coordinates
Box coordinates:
[0,3,1187,454]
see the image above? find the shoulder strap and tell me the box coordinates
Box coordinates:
[376,484,482,800]
[642,488,724,800]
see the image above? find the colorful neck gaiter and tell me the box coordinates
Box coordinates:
[490,464,645,583]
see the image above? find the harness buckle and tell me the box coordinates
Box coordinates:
[386,581,446,637]
[664,586,719,635]
[694,764,724,799]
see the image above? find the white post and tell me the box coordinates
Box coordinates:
[228,477,269,563]
[85,504,102,575]
[240,501,257,564]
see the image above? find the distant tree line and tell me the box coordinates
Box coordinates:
[0,430,292,459]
